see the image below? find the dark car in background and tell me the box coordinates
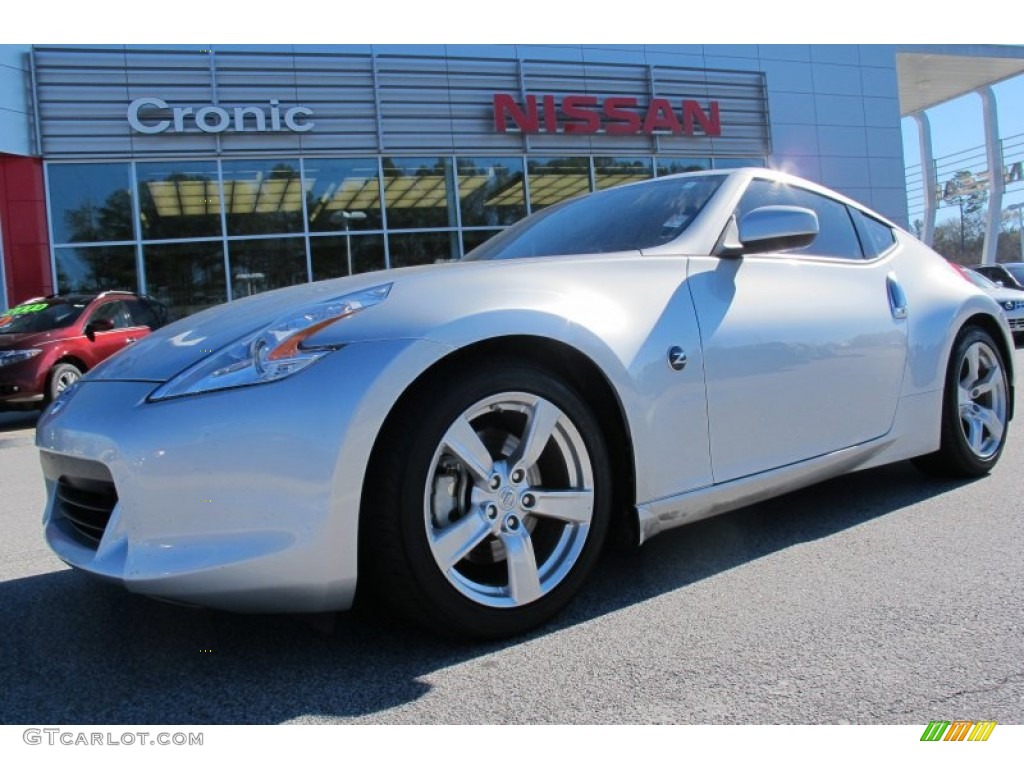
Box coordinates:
[0,292,167,409]
[971,262,1024,291]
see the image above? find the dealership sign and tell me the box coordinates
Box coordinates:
[493,93,722,137]
[128,97,315,135]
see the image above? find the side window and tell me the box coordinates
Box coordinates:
[850,208,896,257]
[735,179,864,260]
[124,299,157,328]
[87,300,130,330]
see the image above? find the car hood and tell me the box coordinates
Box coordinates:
[93,260,593,382]
[0,330,62,349]
[986,287,1024,305]
[88,252,647,385]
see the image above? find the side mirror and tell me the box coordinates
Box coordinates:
[738,206,819,254]
[85,317,115,341]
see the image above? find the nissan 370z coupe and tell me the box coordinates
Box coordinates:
[37,169,1015,638]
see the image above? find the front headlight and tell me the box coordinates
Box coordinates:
[150,284,391,400]
[0,349,42,368]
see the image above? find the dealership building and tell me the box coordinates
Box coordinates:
[1,43,1022,317]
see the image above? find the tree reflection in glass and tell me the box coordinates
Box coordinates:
[305,158,382,232]
[223,159,305,236]
[144,242,227,319]
[526,157,592,211]
[228,237,307,298]
[382,157,456,230]
[48,163,134,244]
[137,162,223,240]
[457,157,525,227]
[54,246,138,294]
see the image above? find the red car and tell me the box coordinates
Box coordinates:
[0,292,168,409]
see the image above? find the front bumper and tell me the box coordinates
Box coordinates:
[0,366,45,408]
[37,337,447,612]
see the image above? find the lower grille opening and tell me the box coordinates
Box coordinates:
[56,474,118,549]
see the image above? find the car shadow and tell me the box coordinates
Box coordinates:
[0,410,40,434]
[0,460,970,725]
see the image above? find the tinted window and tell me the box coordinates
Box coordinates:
[466,175,726,261]
[88,300,131,329]
[124,299,166,329]
[850,208,896,257]
[1003,264,1024,284]
[0,299,89,334]
[736,180,863,260]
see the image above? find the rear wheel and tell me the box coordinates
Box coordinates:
[914,327,1009,477]
[362,362,611,638]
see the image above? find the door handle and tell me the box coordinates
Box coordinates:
[125,337,137,345]
[886,273,908,320]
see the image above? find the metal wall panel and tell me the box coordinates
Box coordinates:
[33,46,770,159]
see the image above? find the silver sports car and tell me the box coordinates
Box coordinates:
[37,169,1014,638]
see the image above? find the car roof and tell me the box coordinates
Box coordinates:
[626,167,901,230]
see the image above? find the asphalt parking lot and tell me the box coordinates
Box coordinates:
[1,360,1022,726]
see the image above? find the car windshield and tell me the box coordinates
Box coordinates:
[1003,264,1024,284]
[0,299,89,334]
[465,174,726,261]
[964,269,998,290]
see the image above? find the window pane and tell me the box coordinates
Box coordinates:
[143,242,227,320]
[54,245,138,293]
[457,157,526,226]
[527,157,591,211]
[310,234,386,281]
[850,208,896,257]
[222,159,305,236]
[462,229,503,257]
[594,157,653,190]
[304,158,382,232]
[54,246,138,294]
[86,300,132,329]
[137,161,222,240]
[714,157,766,169]
[382,157,455,230]
[736,180,863,260]
[48,163,134,244]
[228,237,308,298]
[656,158,711,176]
[389,231,459,268]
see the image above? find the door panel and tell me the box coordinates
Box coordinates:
[688,254,907,483]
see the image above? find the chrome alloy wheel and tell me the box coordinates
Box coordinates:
[423,392,594,609]
[956,340,1007,460]
[54,368,80,393]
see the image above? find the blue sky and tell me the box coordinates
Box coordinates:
[901,73,1024,223]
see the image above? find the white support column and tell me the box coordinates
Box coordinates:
[913,111,937,246]
[980,86,1004,265]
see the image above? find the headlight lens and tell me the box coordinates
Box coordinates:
[0,348,42,368]
[150,284,391,400]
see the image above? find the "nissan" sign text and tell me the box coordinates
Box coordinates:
[493,93,721,137]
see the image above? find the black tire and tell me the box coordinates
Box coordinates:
[47,362,83,403]
[913,326,1010,478]
[361,360,612,639]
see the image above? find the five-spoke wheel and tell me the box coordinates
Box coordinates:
[914,326,1010,477]
[362,362,611,638]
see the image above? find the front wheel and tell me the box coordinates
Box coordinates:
[913,327,1010,477]
[47,363,82,403]
[362,362,612,638]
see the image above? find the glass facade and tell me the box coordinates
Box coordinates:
[47,155,764,319]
